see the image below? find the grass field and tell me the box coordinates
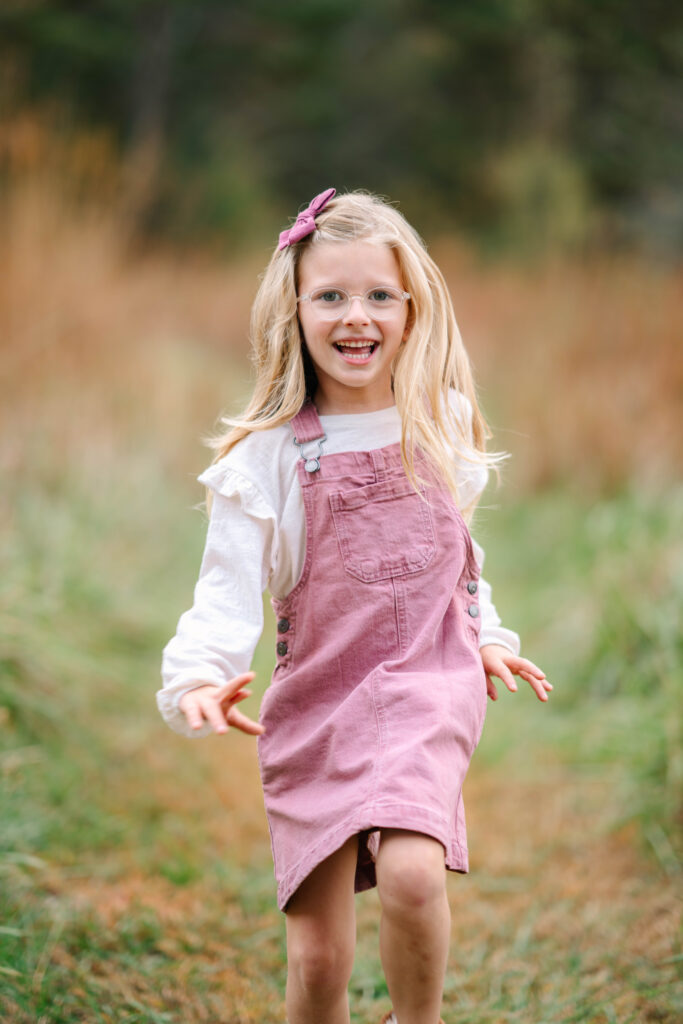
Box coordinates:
[1,468,680,1022]
[1,174,681,1021]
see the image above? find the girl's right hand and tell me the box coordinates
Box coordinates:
[178,672,265,736]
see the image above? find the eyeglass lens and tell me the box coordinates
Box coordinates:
[309,287,406,319]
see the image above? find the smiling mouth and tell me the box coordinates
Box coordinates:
[333,341,379,361]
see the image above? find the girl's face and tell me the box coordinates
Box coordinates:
[297,240,410,414]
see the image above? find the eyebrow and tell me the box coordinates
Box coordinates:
[306,282,401,289]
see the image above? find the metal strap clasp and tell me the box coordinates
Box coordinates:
[292,434,327,473]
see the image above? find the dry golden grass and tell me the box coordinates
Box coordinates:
[0,185,256,487]
[431,241,682,494]
[1,112,681,499]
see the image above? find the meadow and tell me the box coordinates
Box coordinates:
[0,163,681,1022]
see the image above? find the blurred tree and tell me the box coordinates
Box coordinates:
[0,0,680,254]
[121,2,175,226]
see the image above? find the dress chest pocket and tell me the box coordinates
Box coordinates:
[329,477,436,583]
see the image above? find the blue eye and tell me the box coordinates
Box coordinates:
[367,288,401,304]
[312,289,344,303]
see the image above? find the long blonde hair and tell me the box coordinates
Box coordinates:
[208,190,504,518]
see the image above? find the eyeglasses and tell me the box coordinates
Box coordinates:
[297,286,411,321]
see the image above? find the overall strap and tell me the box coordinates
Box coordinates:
[290,399,325,443]
[290,400,327,474]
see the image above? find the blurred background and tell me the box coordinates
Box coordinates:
[1,3,681,1022]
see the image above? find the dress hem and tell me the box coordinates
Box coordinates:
[276,802,469,912]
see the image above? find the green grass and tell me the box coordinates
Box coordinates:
[1,456,681,1021]
[473,485,683,862]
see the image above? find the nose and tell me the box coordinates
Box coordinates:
[342,294,370,324]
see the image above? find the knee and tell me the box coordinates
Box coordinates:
[377,837,447,917]
[288,933,354,997]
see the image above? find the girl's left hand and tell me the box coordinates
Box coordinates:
[479,644,552,703]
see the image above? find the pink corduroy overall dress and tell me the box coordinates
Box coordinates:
[257,400,488,911]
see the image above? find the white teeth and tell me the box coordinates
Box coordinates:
[335,341,376,362]
[335,342,377,362]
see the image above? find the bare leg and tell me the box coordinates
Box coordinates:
[285,835,358,1024]
[375,829,450,1024]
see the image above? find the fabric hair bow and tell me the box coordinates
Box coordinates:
[278,187,336,250]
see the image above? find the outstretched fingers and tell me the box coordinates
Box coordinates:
[214,671,257,704]
[183,699,211,733]
[195,692,231,734]
[218,672,265,734]
[493,661,519,695]
[215,672,265,734]
[519,668,553,701]
[481,646,552,703]
[506,656,552,702]
[182,672,265,735]
[226,705,266,735]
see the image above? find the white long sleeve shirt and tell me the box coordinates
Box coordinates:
[158,396,521,738]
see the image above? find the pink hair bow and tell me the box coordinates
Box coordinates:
[278,187,336,250]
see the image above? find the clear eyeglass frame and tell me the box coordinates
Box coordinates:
[297,286,411,321]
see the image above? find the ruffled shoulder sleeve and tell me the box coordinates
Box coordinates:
[198,460,277,530]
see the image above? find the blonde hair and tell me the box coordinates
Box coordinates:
[208,190,504,520]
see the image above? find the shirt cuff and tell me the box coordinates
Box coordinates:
[478,625,521,656]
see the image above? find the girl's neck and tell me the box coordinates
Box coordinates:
[313,386,396,416]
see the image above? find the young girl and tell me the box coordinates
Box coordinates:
[157,188,550,1024]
